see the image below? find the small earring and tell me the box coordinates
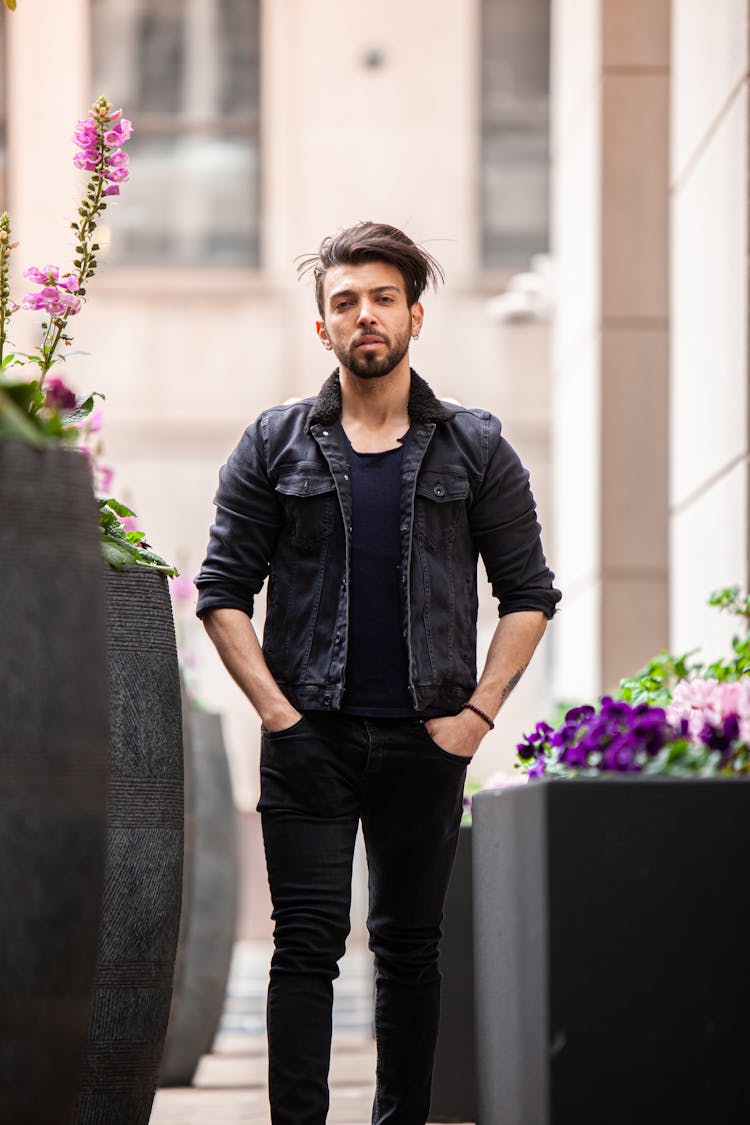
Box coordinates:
[412,334,419,341]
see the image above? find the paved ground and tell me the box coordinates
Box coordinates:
[151,940,474,1124]
[151,1030,378,1124]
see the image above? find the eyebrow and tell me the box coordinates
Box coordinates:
[328,284,402,302]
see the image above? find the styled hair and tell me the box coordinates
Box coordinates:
[297,221,445,316]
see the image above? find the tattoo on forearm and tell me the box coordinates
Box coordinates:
[500,665,527,705]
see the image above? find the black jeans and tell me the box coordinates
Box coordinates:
[257,712,468,1125]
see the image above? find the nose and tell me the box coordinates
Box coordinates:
[356,301,377,327]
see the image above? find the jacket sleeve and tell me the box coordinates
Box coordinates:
[469,415,561,620]
[194,416,283,620]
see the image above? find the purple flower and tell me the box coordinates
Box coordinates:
[602,735,640,772]
[44,376,77,411]
[102,184,120,196]
[565,705,596,722]
[560,743,589,768]
[527,757,546,780]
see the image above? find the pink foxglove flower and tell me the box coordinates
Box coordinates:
[169,573,196,604]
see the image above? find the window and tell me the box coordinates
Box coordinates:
[91,0,260,267]
[481,0,550,270]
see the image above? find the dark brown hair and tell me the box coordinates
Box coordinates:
[297,221,445,316]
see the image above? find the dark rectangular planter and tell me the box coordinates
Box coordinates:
[429,822,476,1123]
[473,779,750,1125]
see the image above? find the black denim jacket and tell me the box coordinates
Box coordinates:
[195,370,561,713]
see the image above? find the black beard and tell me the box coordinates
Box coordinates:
[331,322,412,380]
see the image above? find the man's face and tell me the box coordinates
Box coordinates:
[316,260,423,380]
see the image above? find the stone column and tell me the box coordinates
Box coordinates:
[551,0,670,699]
[669,1,750,655]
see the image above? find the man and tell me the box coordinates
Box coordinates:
[196,221,561,1125]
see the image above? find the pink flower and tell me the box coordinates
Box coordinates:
[105,167,129,184]
[102,184,120,196]
[98,463,115,493]
[106,150,129,169]
[121,515,139,532]
[73,152,100,171]
[44,376,77,411]
[104,118,133,146]
[169,573,195,604]
[108,108,123,123]
[667,677,750,744]
[59,274,79,293]
[23,264,59,284]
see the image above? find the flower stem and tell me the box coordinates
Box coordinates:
[0,212,12,370]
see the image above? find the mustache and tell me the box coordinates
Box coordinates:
[352,332,389,345]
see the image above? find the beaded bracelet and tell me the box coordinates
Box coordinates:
[461,701,495,731]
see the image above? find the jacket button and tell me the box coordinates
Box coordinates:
[334,633,342,644]
[343,473,349,480]
[323,695,332,706]
[433,483,446,498]
[400,521,409,532]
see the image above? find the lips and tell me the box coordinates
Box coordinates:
[355,335,386,347]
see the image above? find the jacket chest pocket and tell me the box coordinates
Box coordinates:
[275,468,338,549]
[414,470,470,551]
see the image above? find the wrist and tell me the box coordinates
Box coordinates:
[461,700,495,732]
[260,699,298,728]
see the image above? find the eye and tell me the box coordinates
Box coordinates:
[378,296,393,303]
[335,301,351,311]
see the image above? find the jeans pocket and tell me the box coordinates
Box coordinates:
[419,721,471,766]
[262,714,307,739]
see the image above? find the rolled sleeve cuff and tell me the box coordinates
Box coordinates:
[195,585,255,621]
[497,590,561,621]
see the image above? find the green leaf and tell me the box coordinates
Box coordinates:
[102,496,135,518]
[101,535,139,570]
[65,390,104,423]
[125,530,146,543]
[0,389,46,446]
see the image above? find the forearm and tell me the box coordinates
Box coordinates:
[201,607,299,729]
[425,609,548,758]
[470,609,548,722]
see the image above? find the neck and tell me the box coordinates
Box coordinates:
[339,357,411,429]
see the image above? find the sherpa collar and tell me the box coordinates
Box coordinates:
[305,368,454,432]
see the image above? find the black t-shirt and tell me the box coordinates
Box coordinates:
[340,431,415,717]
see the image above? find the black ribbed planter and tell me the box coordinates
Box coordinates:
[75,567,184,1125]
[473,780,750,1125]
[429,822,476,1123]
[160,709,239,1086]
[0,443,109,1125]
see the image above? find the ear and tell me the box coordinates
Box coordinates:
[411,301,424,339]
[316,319,333,351]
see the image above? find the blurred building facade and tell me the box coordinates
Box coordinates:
[552,0,748,703]
[1,1,747,928]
